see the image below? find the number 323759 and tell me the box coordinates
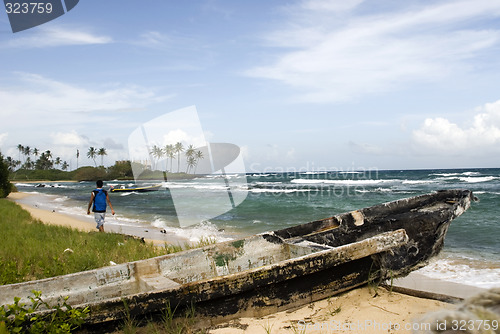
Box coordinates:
[5,2,53,14]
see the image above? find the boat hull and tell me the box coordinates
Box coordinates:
[0,189,475,328]
[86,229,408,325]
[110,184,162,193]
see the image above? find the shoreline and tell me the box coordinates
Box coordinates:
[8,192,95,232]
[7,191,190,246]
[10,180,78,183]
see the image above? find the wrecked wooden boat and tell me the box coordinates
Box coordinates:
[0,189,475,327]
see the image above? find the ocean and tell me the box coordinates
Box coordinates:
[13,168,500,289]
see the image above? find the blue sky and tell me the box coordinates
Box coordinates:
[1,0,500,171]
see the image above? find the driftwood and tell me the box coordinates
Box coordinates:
[382,285,463,304]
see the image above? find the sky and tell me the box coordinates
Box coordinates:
[1,0,500,172]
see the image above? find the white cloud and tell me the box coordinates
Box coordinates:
[161,129,206,148]
[46,131,89,164]
[0,133,7,147]
[0,73,171,166]
[300,0,364,13]
[103,138,124,150]
[138,31,171,48]
[247,0,500,102]
[132,30,200,54]
[1,72,167,123]
[50,131,89,147]
[412,99,500,155]
[2,26,112,48]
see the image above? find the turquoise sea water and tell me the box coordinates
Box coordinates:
[14,168,500,289]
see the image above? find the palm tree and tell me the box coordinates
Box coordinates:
[54,157,61,169]
[44,150,52,166]
[87,147,97,167]
[5,157,13,172]
[185,145,196,173]
[97,148,107,167]
[24,157,33,170]
[5,156,19,172]
[194,150,204,174]
[76,149,80,169]
[36,152,53,170]
[164,144,175,172]
[33,148,39,159]
[23,146,31,162]
[186,156,197,174]
[150,145,163,170]
[174,142,184,173]
[61,161,69,171]
[185,145,195,158]
[17,144,24,163]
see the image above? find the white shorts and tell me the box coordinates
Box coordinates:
[94,212,106,229]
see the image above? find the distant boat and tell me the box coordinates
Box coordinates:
[109,184,162,193]
[0,190,475,328]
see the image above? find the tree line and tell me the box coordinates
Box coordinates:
[4,145,108,172]
[0,142,206,186]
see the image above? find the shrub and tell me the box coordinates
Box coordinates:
[10,168,75,181]
[74,166,107,181]
[0,290,89,333]
[0,153,11,198]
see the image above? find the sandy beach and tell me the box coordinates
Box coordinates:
[8,191,95,231]
[6,190,488,333]
[7,191,190,246]
[207,274,489,333]
[208,286,453,334]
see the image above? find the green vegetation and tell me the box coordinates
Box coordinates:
[9,168,77,182]
[136,170,197,180]
[9,161,134,182]
[0,199,182,285]
[0,201,218,333]
[86,146,108,167]
[0,290,89,333]
[9,145,107,171]
[0,153,12,198]
[231,240,244,249]
[8,165,199,182]
[4,144,132,182]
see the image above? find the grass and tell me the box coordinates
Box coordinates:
[0,199,188,285]
[0,198,217,332]
[260,320,274,334]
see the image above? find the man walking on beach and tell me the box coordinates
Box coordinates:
[87,180,115,232]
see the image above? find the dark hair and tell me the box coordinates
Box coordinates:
[96,180,104,188]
